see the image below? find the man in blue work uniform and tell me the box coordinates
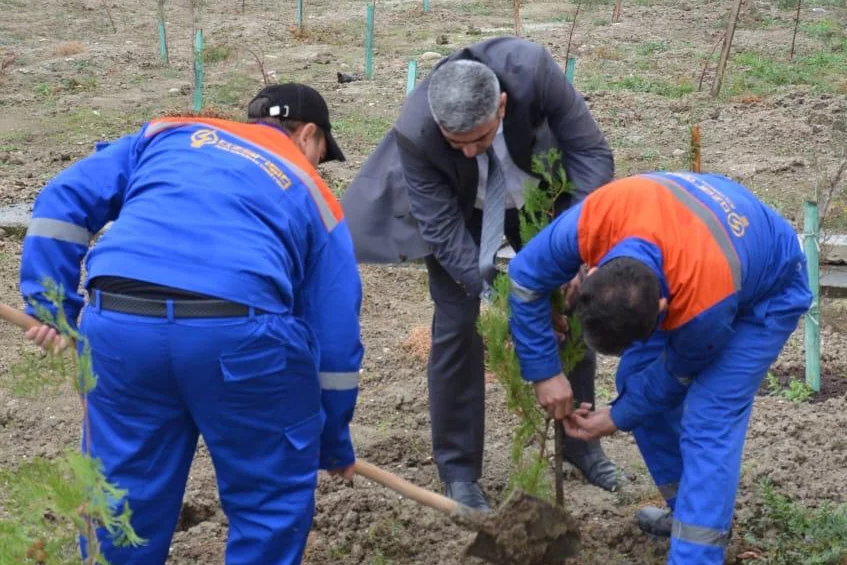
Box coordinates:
[20,83,363,565]
[505,171,812,565]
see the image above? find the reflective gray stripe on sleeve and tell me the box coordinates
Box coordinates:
[657,482,678,500]
[319,371,359,391]
[26,218,91,246]
[274,158,339,231]
[672,519,731,548]
[645,174,742,292]
[510,279,543,303]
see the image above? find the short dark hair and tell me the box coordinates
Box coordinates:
[574,258,661,356]
[248,116,325,140]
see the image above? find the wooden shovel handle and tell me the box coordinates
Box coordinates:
[353,459,459,515]
[0,303,40,331]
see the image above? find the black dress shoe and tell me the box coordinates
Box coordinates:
[562,436,621,492]
[444,481,491,512]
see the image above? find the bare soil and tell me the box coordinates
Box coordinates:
[1,0,846,564]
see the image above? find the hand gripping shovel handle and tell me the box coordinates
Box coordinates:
[353,459,460,515]
[0,303,40,331]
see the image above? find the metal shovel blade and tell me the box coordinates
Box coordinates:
[461,490,581,565]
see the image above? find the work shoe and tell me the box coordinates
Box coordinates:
[637,506,673,537]
[562,437,621,492]
[637,507,735,540]
[444,481,491,512]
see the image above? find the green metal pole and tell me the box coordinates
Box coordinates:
[364,3,375,80]
[157,9,169,65]
[803,200,821,392]
[565,56,576,83]
[158,21,169,65]
[406,60,417,95]
[193,29,204,112]
[295,0,304,32]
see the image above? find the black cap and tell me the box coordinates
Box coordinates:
[247,83,345,163]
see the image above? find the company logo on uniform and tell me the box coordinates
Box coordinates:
[189,128,292,190]
[727,212,749,237]
[673,172,750,238]
[190,129,220,148]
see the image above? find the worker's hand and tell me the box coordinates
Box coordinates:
[327,463,355,481]
[551,309,568,345]
[24,324,69,354]
[562,268,587,311]
[533,373,574,420]
[563,407,618,441]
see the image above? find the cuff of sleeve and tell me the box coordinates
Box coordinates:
[609,397,642,432]
[320,441,355,471]
[521,354,563,383]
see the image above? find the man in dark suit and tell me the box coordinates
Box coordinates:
[341,36,620,510]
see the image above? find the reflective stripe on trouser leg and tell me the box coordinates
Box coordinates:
[669,295,808,565]
[617,332,682,509]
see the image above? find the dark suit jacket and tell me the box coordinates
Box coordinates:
[341,36,614,297]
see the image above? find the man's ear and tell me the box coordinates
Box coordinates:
[498,92,507,117]
[658,297,668,313]
[298,122,319,141]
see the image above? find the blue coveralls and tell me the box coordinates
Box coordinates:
[19,117,364,565]
[507,171,812,564]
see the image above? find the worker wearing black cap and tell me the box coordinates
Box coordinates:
[247,82,346,164]
[20,83,363,565]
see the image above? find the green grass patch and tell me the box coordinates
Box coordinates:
[200,44,234,64]
[726,50,847,95]
[452,0,494,15]
[333,113,393,149]
[610,75,695,97]
[577,67,695,98]
[743,480,847,564]
[206,73,259,109]
[636,40,671,56]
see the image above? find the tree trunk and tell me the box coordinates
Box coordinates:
[711,0,743,98]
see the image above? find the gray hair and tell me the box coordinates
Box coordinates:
[427,60,501,134]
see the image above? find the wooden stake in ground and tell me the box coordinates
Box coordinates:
[611,0,622,23]
[564,0,583,62]
[698,30,726,91]
[790,0,803,61]
[100,0,117,32]
[710,0,743,98]
[690,125,701,173]
[514,0,521,36]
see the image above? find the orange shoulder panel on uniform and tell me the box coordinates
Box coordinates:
[145,117,344,225]
[576,175,738,331]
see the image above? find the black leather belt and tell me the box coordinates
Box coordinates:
[94,291,265,318]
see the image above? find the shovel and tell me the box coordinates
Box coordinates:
[354,459,581,565]
[0,303,582,564]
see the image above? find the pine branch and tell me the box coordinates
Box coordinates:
[0,278,146,563]
[477,148,585,501]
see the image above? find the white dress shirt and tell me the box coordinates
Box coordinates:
[474,123,540,210]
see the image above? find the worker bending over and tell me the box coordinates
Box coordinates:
[20,83,363,565]
[507,171,812,565]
